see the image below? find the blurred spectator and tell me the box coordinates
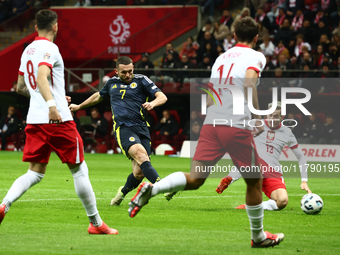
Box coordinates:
[294,34,311,57]
[0,0,13,23]
[274,41,290,59]
[285,112,303,138]
[260,36,275,56]
[173,110,202,153]
[255,8,270,30]
[273,8,286,29]
[177,54,194,84]
[318,114,340,144]
[220,9,234,29]
[223,33,235,51]
[160,51,178,82]
[274,18,294,46]
[267,0,286,23]
[261,55,276,78]
[197,20,214,45]
[318,34,331,54]
[12,0,29,16]
[152,110,178,145]
[179,37,199,60]
[201,0,224,21]
[11,81,17,92]
[197,53,213,76]
[297,19,314,45]
[276,53,293,77]
[75,0,92,6]
[328,43,338,61]
[198,31,216,62]
[304,0,318,19]
[313,9,328,27]
[216,44,225,56]
[231,7,250,33]
[286,0,304,17]
[136,52,154,77]
[257,21,269,43]
[296,49,313,69]
[213,21,230,44]
[314,22,331,44]
[314,45,324,68]
[162,43,180,64]
[82,107,108,153]
[333,56,340,77]
[0,105,20,151]
[291,9,304,31]
[298,63,315,78]
[297,111,324,144]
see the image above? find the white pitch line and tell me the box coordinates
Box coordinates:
[14,193,340,202]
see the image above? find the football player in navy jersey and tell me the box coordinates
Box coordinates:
[69,56,168,206]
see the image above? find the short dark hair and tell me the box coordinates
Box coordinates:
[35,9,58,31]
[234,17,259,43]
[116,56,133,68]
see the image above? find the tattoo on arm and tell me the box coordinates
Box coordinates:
[16,75,30,97]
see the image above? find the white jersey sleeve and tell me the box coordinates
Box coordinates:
[247,51,266,77]
[19,37,72,124]
[286,128,299,149]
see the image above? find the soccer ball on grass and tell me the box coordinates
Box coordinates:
[300,193,323,215]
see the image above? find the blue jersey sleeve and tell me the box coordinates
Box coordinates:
[141,76,161,96]
[99,80,111,98]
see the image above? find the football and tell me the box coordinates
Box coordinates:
[300,193,324,215]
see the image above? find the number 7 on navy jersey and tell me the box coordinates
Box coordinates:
[120,89,126,99]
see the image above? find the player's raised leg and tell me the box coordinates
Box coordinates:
[68,161,118,235]
[216,168,242,194]
[128,160,209,218]
[0,162,46,225]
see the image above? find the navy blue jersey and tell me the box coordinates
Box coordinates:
[99,74,161,130]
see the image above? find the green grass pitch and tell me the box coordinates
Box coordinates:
[0,152,339,254]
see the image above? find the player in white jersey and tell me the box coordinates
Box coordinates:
[216,102,312,210]
[0,9,117,235]
[127,17,284,248]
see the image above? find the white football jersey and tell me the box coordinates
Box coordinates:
[255,119,298,169]
[204,44,266,130]
[18,37,72,124]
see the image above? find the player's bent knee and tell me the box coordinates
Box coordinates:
[276,197,288,209]
[186,178,205,190]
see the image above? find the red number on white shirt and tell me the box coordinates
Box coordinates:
[27,60,37,90]
[266,144,274,154]
[217,64,224,84]
[217,64,234,85]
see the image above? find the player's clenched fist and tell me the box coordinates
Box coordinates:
[69,104,80,112]
[49,106,62,125]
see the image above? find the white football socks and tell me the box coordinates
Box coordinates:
[151,172,187,197]
[246,204,266,243]
[70,161,102,227]
[228,167,242,184]
[262,199,279,210]
[1,170,44,213]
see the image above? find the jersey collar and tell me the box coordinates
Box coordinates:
[265,119,282,130]
[34,36,51,42]
[234,43,250,48]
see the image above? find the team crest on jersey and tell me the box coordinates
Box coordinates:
[257,61,263,69]
[112,84,117,89]
[120,85,128,88]
[130,82,137,89]
[43,53,50,60]
[266,131,275,141]
[129,137,135,142]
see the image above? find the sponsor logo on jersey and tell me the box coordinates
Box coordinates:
[257,61,263,69]
[130,82,137,89]
[112,84,117,89]
[129,137,135,142]
[267,131,275,141]
[43,53,51,60]
[120,85,128,88]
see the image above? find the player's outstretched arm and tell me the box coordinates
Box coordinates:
[243,69,263,137]
[292,146,312,193]
[142,91,167,111]
[16,75,30,97]
[37,65,62,125]
[69,92,103,112]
